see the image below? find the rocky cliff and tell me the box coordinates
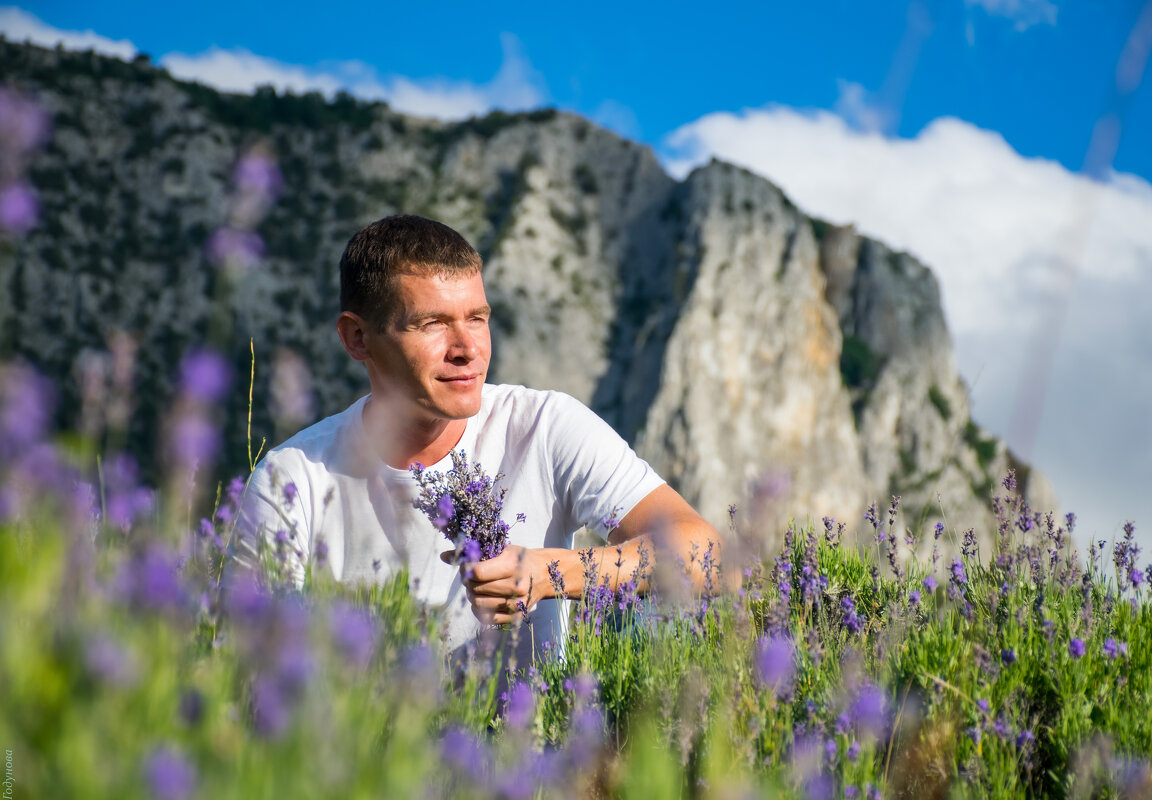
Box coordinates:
[0,40,1054,549]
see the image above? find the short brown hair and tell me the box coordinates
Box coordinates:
[339,215,482,327]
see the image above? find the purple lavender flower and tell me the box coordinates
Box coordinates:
[227,476,246,506]
[282,482,298,507]
[923,575,938,592]
[504,682,535,730]
[142,746,197,800]
[1002,471,1017,492]
[84,635,139,687]
[0,181,38,233]
[824,738,838,761]
[432,494,455,529]
[755,635,795,690]
[234,150,283,197]
[207,227,265,270]
[115,545,188,613]
[1069,638,1086,659]
[329,603,377,670]
[411,449,515,561]
[841,595,863,634]
[249,675,290,738]
[850,684,889,740]
[908,589,921,605]
[0,361,55,456]
[179,349,231,404]
[1001,648,1017,665]
[950,558,968,586]
[547,559,566,597]
[1103,638,1128,659]
[847,740,862,762]
[169,415,221,470]
[440,727,488,780]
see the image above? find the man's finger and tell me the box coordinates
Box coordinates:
[440,550,456,564]
[465,577,521,597]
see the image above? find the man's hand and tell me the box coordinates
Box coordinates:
[440,544,547,625]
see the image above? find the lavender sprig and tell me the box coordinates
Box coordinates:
[410,449,522,561]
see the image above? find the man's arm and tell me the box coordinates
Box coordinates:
[444,484,721,626]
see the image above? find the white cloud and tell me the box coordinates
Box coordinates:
[161,31,547,121]
[160,47,345,96]
[967,0,1058,30]
[2,9,547,122]
[662,105,1152,548]
[0,6,137,58]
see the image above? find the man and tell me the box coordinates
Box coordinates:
[237,214,718,656]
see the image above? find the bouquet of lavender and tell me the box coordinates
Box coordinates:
[410,449,522,562]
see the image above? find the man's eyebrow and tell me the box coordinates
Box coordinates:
[406,305,491,324]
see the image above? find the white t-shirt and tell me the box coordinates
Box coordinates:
[236,383,664,657]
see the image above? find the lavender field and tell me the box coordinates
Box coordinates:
[1,351,1150,800]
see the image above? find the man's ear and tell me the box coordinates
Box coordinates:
[336,311,371,362]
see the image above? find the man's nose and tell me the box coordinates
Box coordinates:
[448,323,480,360]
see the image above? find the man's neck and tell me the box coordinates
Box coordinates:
[363,396,469,469]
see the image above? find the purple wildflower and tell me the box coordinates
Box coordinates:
[850,684,888,740]
[179,349,231,403]
[504,682,535,730]
[908,589,921,605]
[950,558,968,586]
[847,741,862,762]
[1069,638,1086,659]
[1002,471,1017,492]
[1103,638,1128,659]
[84,635,139,687]
[249,675,291,738]
[0,361,55,456]
[142,746,197,800]
[440,727,488,780]
[411,449,514,560]
[755,635,795,690]
[207,227,265,269]
[115,545,188,612]
[329,603,377,669]
[432,494,455,529]
[0,88,51,151]
[282,482,298,507]
[923,575,938,592]
[1001,648,1017,665]
[841,594,863,634]
[234,149,283,197]
[0,181,38,232]
[169,415,221,469]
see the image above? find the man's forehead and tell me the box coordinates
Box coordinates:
[392,270,487,310]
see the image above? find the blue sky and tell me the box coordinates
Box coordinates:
[4,1,1152,551]
[16,0,1152,180]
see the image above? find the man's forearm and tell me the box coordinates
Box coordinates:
[534,514,721,602]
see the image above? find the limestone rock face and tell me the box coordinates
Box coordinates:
[0,41,1054,550]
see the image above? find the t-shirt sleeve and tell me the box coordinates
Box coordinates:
[231,452,312,588]
[545,392,665,537]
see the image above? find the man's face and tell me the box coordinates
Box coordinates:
[363,271,491,423]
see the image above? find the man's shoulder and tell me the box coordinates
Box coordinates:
[479,383,587,427]
[261,395,368,467]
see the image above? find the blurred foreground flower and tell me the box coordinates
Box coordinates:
[0,87,50,235]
